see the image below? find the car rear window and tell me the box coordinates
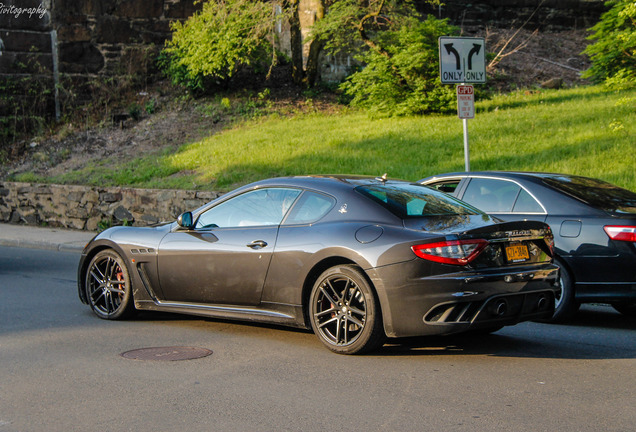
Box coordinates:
[355,183,483,218]
[543,176,636,214]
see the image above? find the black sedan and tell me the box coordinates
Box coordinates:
[78,175,558,354]
[420,171,636,321]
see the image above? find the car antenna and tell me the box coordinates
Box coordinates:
[376,173,388,183]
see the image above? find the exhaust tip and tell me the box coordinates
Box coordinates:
[489,299,508,317]
[537,294,548,310]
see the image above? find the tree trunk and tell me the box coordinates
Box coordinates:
[287,0,305,85]
[303,0,325,87]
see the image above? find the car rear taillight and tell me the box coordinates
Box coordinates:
[604,226,636,242]
[544,232,555,255]
[412,239,488,266]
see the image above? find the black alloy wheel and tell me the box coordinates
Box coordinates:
[309,265,385,354]
[86,250,135,320]
[547,258,579,322]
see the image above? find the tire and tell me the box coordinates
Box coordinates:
[309,265,385,355]
[85,249,135,320]
[612,302,636,318]
[547,258,579,323]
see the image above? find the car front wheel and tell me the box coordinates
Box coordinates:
[309,265,385,354]
[85,249,135,320]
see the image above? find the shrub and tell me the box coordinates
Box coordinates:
[582,0,636,88]
[159,0,276,93]
[340,16,458,116]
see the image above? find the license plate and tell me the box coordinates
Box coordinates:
[505,243,530,262]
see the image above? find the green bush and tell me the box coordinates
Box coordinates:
[583,0,636,87]
[159,0,276,93]
[340,16,458,116]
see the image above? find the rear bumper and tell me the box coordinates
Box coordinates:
[370,262,559,338]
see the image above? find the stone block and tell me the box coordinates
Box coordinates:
[0,30,52,52]
[57,24,91,43]
[115,0,163,19]
[99,191,122,203]
[0,51,53,74]
[165,0,202,19]
[67,218,86,230]
[59,42,104,73]
[113,205,134,222]
[95,15,140,44]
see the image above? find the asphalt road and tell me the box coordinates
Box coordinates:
[1,246,634,432]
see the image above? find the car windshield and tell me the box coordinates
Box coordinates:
[543,176,636,214]
[355,183,483,219]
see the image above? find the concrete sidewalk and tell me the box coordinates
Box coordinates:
[0,223,96,252]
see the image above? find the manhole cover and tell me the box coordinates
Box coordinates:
[121,346,213,361]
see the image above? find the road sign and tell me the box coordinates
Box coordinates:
[457,85,474,119]
[439,37,486,84]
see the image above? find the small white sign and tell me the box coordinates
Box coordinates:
[457,85,474,119]
[439,37,486,84]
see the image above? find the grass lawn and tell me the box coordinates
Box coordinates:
[49,85,636,192]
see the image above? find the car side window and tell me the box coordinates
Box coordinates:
[284,191,335,225]
[427,180,461,194]
[462,178,521,212]
[195,188,301,228]
[513,189,544,213]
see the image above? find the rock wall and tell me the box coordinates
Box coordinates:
[0,181,221,231]
[419,0,606,31]
[0,0,200,78]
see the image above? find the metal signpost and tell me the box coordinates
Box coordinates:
[439,37,486,171]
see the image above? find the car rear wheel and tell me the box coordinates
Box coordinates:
[612,302,636,317]
[547,258,579,322]
[309,265,385,354]
[85,250,135,320]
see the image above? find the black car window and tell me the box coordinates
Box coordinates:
[462,178,522,212]
[427,180,460,194]
[195,188,301,228]
[543,176,636,214]
[356,183,482,218]
[284,191,336,225]
[513,188,544,213]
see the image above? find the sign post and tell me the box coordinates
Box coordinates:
[439,37,486,172]
[457,85,474,171]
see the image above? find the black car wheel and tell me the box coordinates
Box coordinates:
[612,302,636,318]
[86,250,135,320]
[309,265,385,354]
[549,258,579,322]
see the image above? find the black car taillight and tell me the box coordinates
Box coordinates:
[604,226,636,242]
[412,239,488,266]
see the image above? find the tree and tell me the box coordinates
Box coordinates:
[582,0,636,87]
[160,0,276,92]
[340,15,457,116]
[308,0,455,116]
[284,0,326,87]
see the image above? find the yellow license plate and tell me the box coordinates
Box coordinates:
[505,243,530,262]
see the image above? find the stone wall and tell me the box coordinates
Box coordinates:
[418,0,606,31]
[0,181,221,231]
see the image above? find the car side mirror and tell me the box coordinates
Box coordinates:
[177,211,194,229]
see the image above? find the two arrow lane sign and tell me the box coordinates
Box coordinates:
[439,37,486,84]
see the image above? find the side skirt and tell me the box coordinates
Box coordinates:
[134,299,308,329]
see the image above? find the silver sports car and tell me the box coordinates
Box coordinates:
[78,175,559,354]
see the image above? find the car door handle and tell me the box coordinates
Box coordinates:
[247,240,268,249]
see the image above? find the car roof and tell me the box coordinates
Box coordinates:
[250,174,412,192]
[422,171,580,182]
